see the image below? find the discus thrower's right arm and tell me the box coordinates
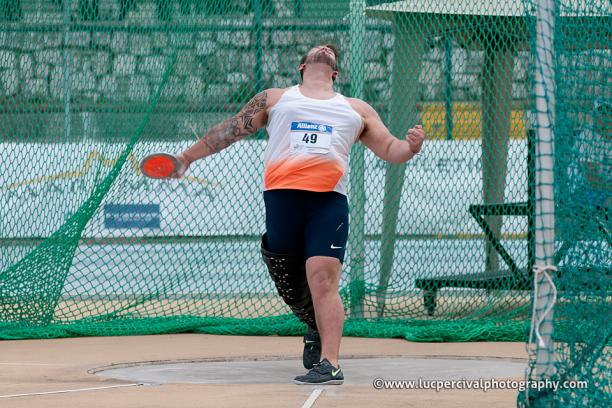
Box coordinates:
[177,90,269,169]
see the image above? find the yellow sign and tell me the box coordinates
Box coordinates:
[422,102,527,141]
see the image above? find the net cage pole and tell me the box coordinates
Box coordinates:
[530,0,557,385]
[62,0,72,140]
[348,0,367,318]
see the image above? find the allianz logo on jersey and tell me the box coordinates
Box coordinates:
[291,121,333,133]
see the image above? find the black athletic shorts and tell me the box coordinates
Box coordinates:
[263,189,349,263]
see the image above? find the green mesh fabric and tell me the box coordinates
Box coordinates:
[0,1,609,405]
[517,0,611,407]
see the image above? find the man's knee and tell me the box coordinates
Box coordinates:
[306,256,342,297]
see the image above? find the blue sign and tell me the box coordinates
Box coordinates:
[104,204,160,229]
[290,121,333,133]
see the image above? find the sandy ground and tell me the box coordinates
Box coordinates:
[0,334,527,408]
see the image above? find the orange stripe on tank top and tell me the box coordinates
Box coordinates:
[264,156,345,192]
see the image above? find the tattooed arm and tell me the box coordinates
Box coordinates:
[174,90,270,175]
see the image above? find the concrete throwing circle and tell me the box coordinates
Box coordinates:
[95,357,525,385]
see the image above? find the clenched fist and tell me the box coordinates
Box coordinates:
[405,125,425,154]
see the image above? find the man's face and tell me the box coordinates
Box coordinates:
[303,46,338,72]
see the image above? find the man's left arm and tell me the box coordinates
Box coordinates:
[354,100,425,163]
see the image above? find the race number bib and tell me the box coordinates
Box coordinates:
[290,121,332,154]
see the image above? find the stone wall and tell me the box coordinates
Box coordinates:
[0,0,536,111]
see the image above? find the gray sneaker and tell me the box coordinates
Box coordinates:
[293,358,344,385]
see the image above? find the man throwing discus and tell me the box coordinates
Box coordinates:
[169,44,425,385]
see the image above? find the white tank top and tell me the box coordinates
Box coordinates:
[263,85,362,195]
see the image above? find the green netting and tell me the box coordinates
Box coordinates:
[517,0,611,407]
[0,1,609,405]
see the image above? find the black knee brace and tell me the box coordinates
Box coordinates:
[260,235,317,330]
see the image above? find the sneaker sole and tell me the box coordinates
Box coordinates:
[293,379,344,385]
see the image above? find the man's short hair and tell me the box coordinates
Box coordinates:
[299,44,340,81]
